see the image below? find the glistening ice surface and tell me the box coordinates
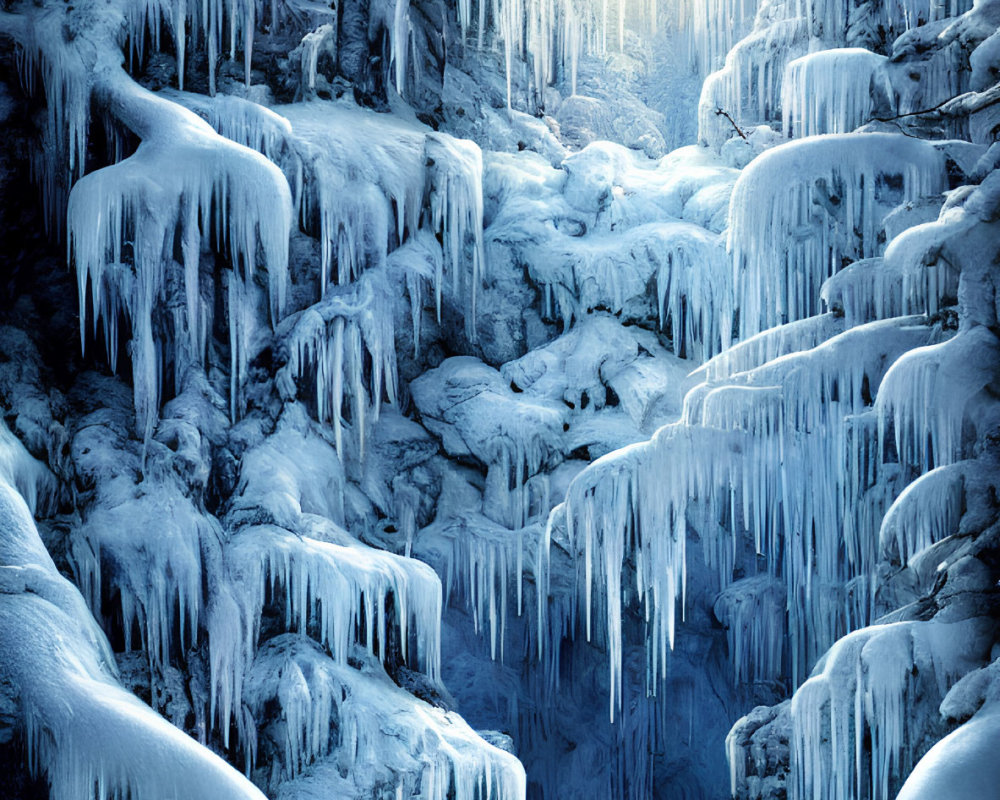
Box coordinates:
[0,0,998,798]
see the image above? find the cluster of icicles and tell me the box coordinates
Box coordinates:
[123,0,765,112]
[536,30,991,746]
[4,403,527,800]
[1,5,531,800]
[7,2,997,800]
[6,16,524,800]
[524,2,1000,796]
[15,2,488,453]
[697,0,975,149]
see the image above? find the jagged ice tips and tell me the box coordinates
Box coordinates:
[0,0,998,799]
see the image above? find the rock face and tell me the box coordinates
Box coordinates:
[0,0,997,799]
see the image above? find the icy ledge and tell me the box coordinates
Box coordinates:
[248,637,526,800]
[0,424,266,800]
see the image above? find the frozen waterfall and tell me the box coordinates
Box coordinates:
[0,0,998,799]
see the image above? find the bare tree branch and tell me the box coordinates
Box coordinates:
[872,84,1000,124]
[714,107,747,140]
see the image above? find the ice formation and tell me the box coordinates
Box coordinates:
[724,45,1000,797]
[876,327,1000,474]
[896,657,1000,799]
[210,410,444,743]
[679,0,759,76]
[696,0,976,148]
[820,258,905,329]
[878,461,967,565]
[1,589,268,800]
[124,0,257,94]
[0,0,999,798]
[280,270,400,458]
[539,311,956,711]
[422,512,537,661]
[279,103,485,334]
[790,619,991,800]
[781,49,887,138]
[697,16,807,149]
[0,422,267,800]
[412,357,567,529]
[71,481,209,671]
[489,140,738,358]
[714,575,785,685]
[248,638,526,799]
[66,66,292,437]
[728,134,947,338]
[652,222,732,360]
[225,523,442,699]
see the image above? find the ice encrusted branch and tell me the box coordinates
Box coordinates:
[714,107,747,140]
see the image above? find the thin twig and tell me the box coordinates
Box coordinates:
[871,95,959,123]
[715,107,747,140]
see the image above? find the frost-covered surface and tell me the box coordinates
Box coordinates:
[781,49,888,138]
[0,0,998,799]
[729,133,948,338]
[0,422,267,800]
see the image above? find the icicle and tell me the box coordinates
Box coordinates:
[7,9,91,231]
[729,134,947,339]
[789,619,988,800]
[876,327,1000,474]
[70,487,207,673]
[280,102,461,299]
[391,0,412,95]
[125,0,261,95]
[714,575,786,685]
[433,514,537,663]
[525,221,731,360]
[280,270,399,460]
[821,257,906,328]
[426,133,486,341]
[0,457,265,800]
[683,0,759,76]
[886,218,964,319]
[169,91,293,161]
[224,523,442,695]
[227,271,258,423]
[299,24,337,97]
[879,462,966,565]
[284,638,526,800]
[67,70,291,437]
[782,49,887,139]
[697,17,807,149]
[546,423,697,717]
[452,0,679,112]
[653,222,732,360]
[696,0,976,148]
[882,0,974,35]
[698,313,845,385]
[540,307,949,709]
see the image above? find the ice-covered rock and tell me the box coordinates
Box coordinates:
[790,618,992,800]
[0,421,265,800]
[1,0,998,798]
[729,133,947,338]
